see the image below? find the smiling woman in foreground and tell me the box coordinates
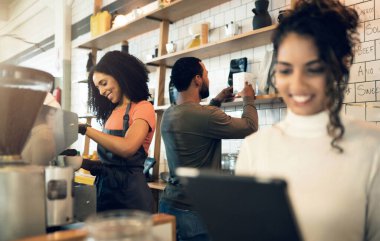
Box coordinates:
[236,0,380,241]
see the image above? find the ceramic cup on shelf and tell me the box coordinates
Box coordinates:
[165,41,177,54]
[225,21,239,37]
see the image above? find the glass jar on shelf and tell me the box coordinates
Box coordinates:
[228,153,238,174]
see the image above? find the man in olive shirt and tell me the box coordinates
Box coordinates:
[159,57,258,241]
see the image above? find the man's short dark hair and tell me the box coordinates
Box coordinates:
[170,57,203,91]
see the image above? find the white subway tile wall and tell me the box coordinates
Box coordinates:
[356,81,377,102]
[6,0,377,161]
[358,24,366,43]
[366,60,380,81]
[345,0,364,6]
[349,63,366,83]
[354,41,376,63]
[346,103,366,120]
[366,102,380,121]
[365,19,380,41]
[355,0,375,22]
[344,83,356,103]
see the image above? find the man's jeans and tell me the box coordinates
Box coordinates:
[159,200,210,241]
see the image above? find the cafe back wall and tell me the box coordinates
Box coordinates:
[1,0,380,170]
[70,0,293,168]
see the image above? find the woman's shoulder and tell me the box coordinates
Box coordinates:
[344,117,380,139]
[134,100,153,107]
[244,125,279,143]
[343,117,380,135]
[132,100,154,111]
[166,103,213,117]
[342,117,380,153]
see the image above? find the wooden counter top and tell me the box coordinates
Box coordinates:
[15,229,87,241]
[15,213,175,241]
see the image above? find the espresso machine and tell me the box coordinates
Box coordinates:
[0,65,79,241]
[24,104,79,229]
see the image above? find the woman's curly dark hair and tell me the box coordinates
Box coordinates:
[87,51,150,124]
[271,0,359,152]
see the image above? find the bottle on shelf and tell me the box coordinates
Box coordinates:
[121,40,129,53]
[86,52,94,75]
[201,23,209,44]
[159,0,172,8]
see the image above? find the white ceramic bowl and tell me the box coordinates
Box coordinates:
[64,156,83,171]
[165,42,176,53]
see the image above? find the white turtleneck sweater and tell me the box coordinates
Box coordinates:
[236,110,380,241]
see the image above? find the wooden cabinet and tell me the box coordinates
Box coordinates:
[75,0,290,182]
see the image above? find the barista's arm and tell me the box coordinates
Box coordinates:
[209,86,234,107]
[205,82,258,139]
[84,119,149,158]
[205,97,258,139]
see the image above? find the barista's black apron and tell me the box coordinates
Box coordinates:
[95,103,153,213]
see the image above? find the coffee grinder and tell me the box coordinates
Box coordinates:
[0,65,79,241]
[24,104,79,229]
[0,65,54,241]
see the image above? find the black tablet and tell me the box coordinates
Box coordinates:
[176,168,303,241]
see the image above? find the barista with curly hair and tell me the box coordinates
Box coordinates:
[79,51,155,212]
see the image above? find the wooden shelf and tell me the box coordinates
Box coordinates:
[16,214,175,241]
[73,0,230,50]
[148,180,166,190]
[78,114,96,119]
[146,25,277,67]
[75,80,88,84]
[154,94,282,112]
